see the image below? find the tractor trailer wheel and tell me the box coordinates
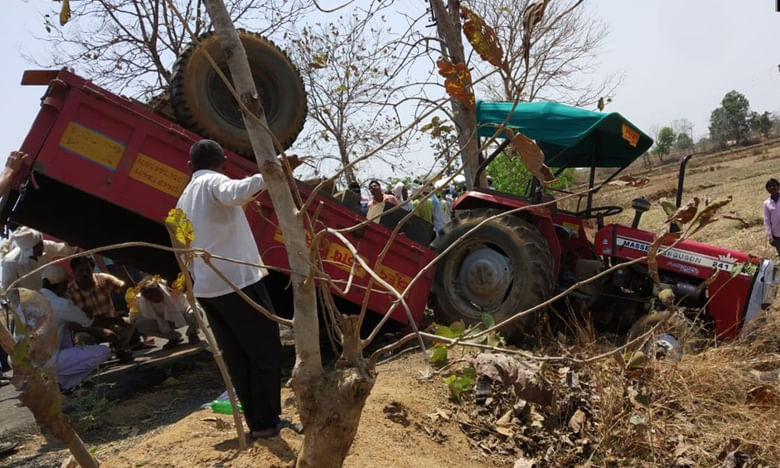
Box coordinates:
[170,30,307,157]
[430,209,554,336]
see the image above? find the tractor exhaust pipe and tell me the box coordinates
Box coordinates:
[675,153,694,208]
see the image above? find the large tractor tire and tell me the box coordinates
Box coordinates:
[430,209,554,336]
[170,30,307,157]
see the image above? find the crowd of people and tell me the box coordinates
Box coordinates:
[0,227,201,392]
[0,219,203,394]
[350,177,467,236]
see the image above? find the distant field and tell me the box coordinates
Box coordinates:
[565,139,780,258]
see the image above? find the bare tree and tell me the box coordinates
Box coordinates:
[428,0,482,188]
[33,0,311,99]
[469,0,616,107]
[288,0,423,185]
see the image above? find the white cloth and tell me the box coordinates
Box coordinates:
[39,287,108,390]
[176,169,268,298]
[430,193,448,234]
[135,286,188,332]
[1,239,76,292]
[393,182,411,212]
[40,287,93,351]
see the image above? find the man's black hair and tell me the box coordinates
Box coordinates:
[766,178,779,190]
[140,281,162,295]
[70,255,95,271]
[190,139,226,171]
[368,179,381,188]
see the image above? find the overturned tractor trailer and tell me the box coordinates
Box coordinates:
[3,38,777,341]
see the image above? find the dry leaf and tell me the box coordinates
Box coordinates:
[692,196,732,233]
[436,59,475,109]
[508,130,556,184]
[666,197,699,224]
[568,409,586,434]
[460,6,504,68]
[12,289,75,443]
[608,175,649,187]
[648,232,679,283]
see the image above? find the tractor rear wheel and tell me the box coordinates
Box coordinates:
[170,30,307,157]
[430,209,554,336]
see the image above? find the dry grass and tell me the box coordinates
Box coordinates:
[597,140,780,253]
[550,144,780,465]
[576,304,780,467]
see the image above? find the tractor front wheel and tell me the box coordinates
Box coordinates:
[430,209,554,336]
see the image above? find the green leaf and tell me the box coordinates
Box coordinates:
[444,371,475,402]
[449,320,466,336]
[480,313,495,329]
[429,344,448,366]
[485,331,505,347]
[434,320,466,338]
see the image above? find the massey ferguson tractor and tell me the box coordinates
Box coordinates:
[3,32,777,344]
[431,101,779,340]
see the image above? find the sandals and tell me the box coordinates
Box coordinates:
[162,337,184,350]
[251,419,304,439]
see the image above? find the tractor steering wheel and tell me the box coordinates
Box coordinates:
[575,205,623,219]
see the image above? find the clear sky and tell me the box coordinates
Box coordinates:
[2,0,779,166]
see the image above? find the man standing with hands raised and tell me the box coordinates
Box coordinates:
[176,139,300,439]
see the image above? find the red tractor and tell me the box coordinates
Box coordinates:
[430,101,779,340]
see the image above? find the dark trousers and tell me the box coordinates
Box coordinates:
[772,236,780,258]
[0,346,9,372]
[198,279,281,431]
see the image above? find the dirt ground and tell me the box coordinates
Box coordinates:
[4,349,513,468]
[3,140,780,467]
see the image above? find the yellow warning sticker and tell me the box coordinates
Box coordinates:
[325,243,367,278]
[129,153,190,197]
[621,123,640,148]
[59,121,125,170]
[377,264,412,292]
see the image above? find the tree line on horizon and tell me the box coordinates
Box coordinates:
[649,90,777,165]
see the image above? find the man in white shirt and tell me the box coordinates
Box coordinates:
[39,265,111,391]
[1,226,77,293]
[176,139,286,439]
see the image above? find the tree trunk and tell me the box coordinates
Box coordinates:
[292,315,374,467]
[202,1,375,465]
[430,0,482,189]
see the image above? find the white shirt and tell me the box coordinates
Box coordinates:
[176,169,268,298]
[1,240,77,292]
[430,194,447,234]
[40,287,93,352]
[135,286,188,332]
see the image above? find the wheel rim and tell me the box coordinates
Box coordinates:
[205,67,277,130]
[454,245,513,311]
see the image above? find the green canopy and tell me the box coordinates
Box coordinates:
[475,101,653,168]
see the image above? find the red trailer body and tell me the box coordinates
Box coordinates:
[3,69,435,326]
